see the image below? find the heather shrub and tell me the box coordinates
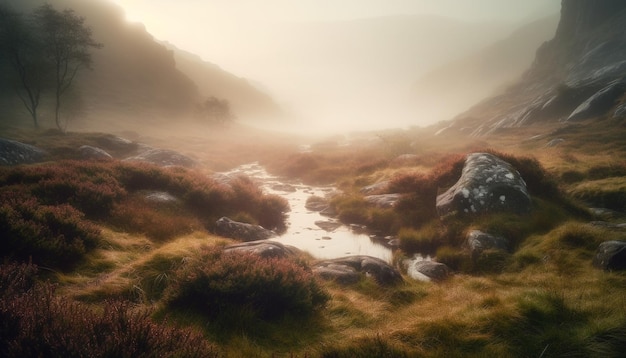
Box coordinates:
[0,192,101,270]
[0,262,38,299]
[225,176,288,231]
[164,246,329,322]
[397,225,441,255]
[332,195,370,225]
[0,284,218,357]
[0,161,126,218]
[110,198,202,242]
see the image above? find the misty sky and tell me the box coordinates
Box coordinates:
[111,0,560,131]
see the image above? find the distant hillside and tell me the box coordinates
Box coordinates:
[441,0,626,137]
[165,43,282,121]
[411,15,559,123]
[0,0,281,129]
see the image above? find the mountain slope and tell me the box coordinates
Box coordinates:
[0,0,281,129]
[443,0,626,137]
[411,15,559,123]
[165,43,283,121]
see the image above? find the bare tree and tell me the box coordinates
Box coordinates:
[0,4,49,128]
[33,4,102,131]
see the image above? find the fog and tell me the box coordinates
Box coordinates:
[112,1,560,133]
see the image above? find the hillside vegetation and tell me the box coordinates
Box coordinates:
[0,119,625,357]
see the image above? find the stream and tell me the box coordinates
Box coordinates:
[222,162,394,263]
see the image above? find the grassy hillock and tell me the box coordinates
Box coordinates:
[1,122,625,357]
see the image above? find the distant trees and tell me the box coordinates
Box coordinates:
[0,3,101,130]
[196,96,235,126]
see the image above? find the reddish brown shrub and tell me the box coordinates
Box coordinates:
[165,246,329,321]
[0,283,218,357]
[0,191,101,270]
[110,198,202,242]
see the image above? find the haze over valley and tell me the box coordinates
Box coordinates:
[2,1,626,357]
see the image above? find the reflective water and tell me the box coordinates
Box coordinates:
[222,163,393,263]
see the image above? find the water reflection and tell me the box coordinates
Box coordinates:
[222,163,393,263]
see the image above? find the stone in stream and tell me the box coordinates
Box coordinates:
[315,220,342,232]
[305,196,330,212]
[313,255,403,286]
[215,217,275,242]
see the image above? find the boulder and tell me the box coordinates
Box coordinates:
[406,260,451,282]
[0,138,47,166]
[224,241,299,259]
[467,230,509,257]
[314,220,342,232]
[305,196,330,211]
[94,135,136,151]
[436,153,531,217]
[313,255,402,286]
[78,145,113,160]
[215,217,275,242]
[593,241,626,271]
[364,193,402,208]
[124,148,197,167]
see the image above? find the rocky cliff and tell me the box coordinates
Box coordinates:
[444,0,626,137]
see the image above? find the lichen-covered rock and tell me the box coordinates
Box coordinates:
[78,145,113,160]
[467,230,509,257]
[215,217,275,242]
[436,153,531,217]
[0,138,47,166]
[124,148,197,167]
[593,240,626,271]
[313,255,402,286]
[223,241,299,259]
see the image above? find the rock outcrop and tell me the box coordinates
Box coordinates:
[0,138,47,166]
[593,240,626,271]
[215,217,275,242]
[448,0,626,135]
[467,230,509,257]
[405,260,451,282]
[313,256,403,286]
[78,145,113,160]
[436,153,531,217]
